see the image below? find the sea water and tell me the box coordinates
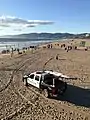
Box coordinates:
[0,40,52,52]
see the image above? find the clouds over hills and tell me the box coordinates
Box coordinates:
[0,16,54,31]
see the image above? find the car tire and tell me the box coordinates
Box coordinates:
[23,78,28,86]
[59,82,67,95]
[63,82,67,92]
[43,89,49,98]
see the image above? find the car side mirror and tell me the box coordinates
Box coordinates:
[28,75,31,78]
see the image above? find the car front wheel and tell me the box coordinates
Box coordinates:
[43,89,49,98]
[23,78,28,86]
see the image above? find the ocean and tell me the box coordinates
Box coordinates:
[0,39,55,52]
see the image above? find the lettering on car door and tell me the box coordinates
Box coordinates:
[27,74,35,86]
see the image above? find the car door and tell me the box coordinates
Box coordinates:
[27,74,35,86]
[34,75,40,88]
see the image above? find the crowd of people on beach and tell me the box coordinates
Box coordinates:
[1,40,90,58]
[45,40,90,52]
[1,45,38,57]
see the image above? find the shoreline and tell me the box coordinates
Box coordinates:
[0,38,90,59]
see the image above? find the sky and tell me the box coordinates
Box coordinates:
[0,0,90,35]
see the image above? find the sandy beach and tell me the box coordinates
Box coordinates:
[0,39,90,120]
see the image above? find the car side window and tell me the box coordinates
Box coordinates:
[29,74,34,79]
[35,75,39,81]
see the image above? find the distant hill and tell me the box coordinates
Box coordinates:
[0,33,90,40]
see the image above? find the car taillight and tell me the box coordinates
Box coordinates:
[52,88,56,94]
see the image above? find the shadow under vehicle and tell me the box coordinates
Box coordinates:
[55,84,90,108]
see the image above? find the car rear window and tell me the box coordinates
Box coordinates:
[44,74,53,85]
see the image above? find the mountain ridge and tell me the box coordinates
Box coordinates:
[0,32,90,39]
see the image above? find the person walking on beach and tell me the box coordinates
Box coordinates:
[11,48,14,57]
[51,44,52,48]
[17,48,20,54]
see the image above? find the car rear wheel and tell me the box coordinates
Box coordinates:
[58,83,67,95]
[63,82,67,93]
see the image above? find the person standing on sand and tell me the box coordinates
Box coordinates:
[17,48,19,54]
[11,48,14,57]
[51,44,52,48]
[56,54,59,60]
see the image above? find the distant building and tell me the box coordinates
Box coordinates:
[86,34,90,37]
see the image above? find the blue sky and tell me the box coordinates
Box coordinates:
[0,0,90,35]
